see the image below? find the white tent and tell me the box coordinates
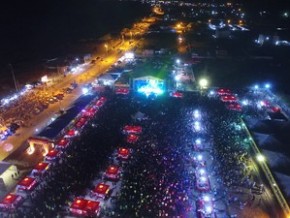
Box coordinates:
[98,74,116,85]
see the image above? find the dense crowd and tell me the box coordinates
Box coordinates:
[0,84,67,127]
[116,98,195,217]
[5,91,272,218]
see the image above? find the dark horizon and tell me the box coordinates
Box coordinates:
[0,0,150,66]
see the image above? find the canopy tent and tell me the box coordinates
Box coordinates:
[45,149,60,161]
[105,165,120,180]
[65,129,78,137]
[17,177,37,191]
[122,125,142,134]
[70,198,101,217]
[0,193,22,209]
[126,134,139,144]
[56,138,70,149]
[115,87,129,95]
[118,148,130,160]
[92,183,110,199]
[32,162,50,176]
[98,74,116,86]
[95,97,106,108]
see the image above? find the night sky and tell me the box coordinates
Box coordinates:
[0,0,149,65]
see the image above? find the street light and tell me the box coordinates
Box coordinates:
[104,43,108,53]
[199,78,208,89]
[256,154,266,162]
[264,83,271,89]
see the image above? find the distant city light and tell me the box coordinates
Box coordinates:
[254,84,259,90]
[176,59,181,64]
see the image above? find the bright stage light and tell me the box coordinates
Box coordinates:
[137,79,164,96]
[195,138,201,145]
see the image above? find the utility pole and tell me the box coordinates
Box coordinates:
[8,64,18,92]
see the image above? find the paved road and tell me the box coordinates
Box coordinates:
[0,38,141,161]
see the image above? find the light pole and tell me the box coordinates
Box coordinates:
[8,64,18,92]
[256,154,266,163]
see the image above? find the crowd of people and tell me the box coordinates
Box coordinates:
[0,84,68,128]
[3,89,273,217]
